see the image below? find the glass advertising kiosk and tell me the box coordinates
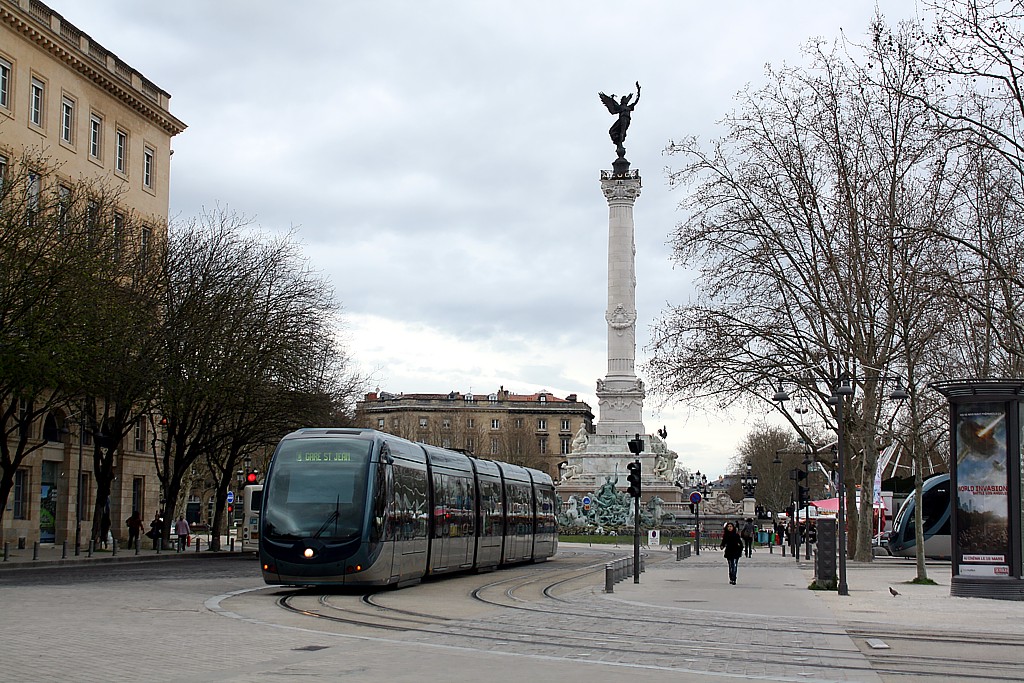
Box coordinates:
[932,380,1024,600]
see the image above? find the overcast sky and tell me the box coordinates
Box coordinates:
[80,1,923,479]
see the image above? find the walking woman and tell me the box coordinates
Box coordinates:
[720,522,744,585]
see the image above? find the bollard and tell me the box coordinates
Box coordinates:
[112,539,117,556]
[88,540,94,557]
[605,563,614,593]
[156,537,162,554]
[196,537,201,553]
[135,537,140,555]
[230,538,235,552]
[3,542,8,561]
[62,541,67,559]
[33,542,39,560]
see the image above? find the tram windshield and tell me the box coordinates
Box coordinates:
[263,437,372,542]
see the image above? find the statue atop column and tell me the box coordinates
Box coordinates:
[599,81,641,159]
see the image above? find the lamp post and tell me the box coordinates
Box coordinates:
[690,471,708,555]
[74,413,85,556]
[740,461,758,497]
[802,448,813,560]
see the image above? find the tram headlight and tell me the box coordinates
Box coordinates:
[303,547,315,559]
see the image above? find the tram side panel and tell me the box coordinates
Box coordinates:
[530,472,558,561]
[473,459,504,570]
[498,462,535,564]
[423,445,477,575]
[384,436,430,585]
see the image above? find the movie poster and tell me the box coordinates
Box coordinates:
[955,404,1010,577]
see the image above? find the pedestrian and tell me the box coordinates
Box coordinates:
[147,512,163,549]
[720,522,744,585]
[100,509,111,549]
[174,515,191,552]
[741,518,755,558]
[807,521,817,553]
[125,511,143,548]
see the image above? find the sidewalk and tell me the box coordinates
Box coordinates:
[0,534,249,570]
[606,542,1024,634]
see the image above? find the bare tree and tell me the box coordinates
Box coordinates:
[649,23,953,561]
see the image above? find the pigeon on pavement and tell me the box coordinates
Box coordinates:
[888,586,900,597]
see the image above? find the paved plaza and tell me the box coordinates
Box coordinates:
[1,542,1022,682]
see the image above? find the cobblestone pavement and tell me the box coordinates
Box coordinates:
[2,544,1022,682]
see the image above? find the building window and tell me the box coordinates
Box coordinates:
[86,200,99,247]
[377,418,385,429]
[0,154,7,189]
[466,437,474,452]
[491,419,500,430]
[26,171,40,228]
[0,58,10,110]
[90,114,102,159]
[561,419,571,432]
[466,418,475,428]
[442,437,451,449]
[13,469,28,519]
[30,77,44,127]
[391,417,398,428]
[112,213,125,262]
[134,418,147,452]
[490,437,499,455]
[140,226,151,270]
[419,417,428,428]
[115,129,128,173]
[442,418,451,429]
[143,146,154,187]
[61,96,75,144]
[132,477,144,516]
[57,185,71,237]
[537,418,547,431]
[538,437,548,454]
[514,418,523,428]
[561,437,571,455]
[539,395,547,403]
[80,472,92,520]
[488,393,498,403]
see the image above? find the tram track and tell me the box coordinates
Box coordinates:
[241,548,1022,681]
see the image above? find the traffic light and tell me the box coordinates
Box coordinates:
[245,470,258,485]
[227,504,234,515]
[626,460,642,498]
[798,485,810,506]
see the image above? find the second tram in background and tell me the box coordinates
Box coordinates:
[259,428,558,587]
[887,474,952,559]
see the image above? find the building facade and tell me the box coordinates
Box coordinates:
[356,388,594,480]
[1,0,185,546]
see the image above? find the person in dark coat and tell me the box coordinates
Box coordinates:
[720,522,745,585]
[125,511,144,548]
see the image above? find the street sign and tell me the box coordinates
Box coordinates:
[689,491,702,505]
[582,496,591,505]
[226,491,234,504]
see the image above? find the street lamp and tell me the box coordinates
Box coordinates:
[802,447,813,560]
[740,461,758,497]
[677,471,708,555]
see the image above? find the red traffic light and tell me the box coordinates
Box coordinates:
[227,504,233,514]
[245,471,258,484]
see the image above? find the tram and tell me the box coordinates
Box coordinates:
[259,428,558,587]
[887,474,952,559]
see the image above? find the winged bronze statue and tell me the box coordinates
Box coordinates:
[599,81,641,158]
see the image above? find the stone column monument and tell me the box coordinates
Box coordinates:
[556,84,681,513]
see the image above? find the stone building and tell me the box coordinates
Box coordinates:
[356,388,594,479]
[1,0,185,547]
